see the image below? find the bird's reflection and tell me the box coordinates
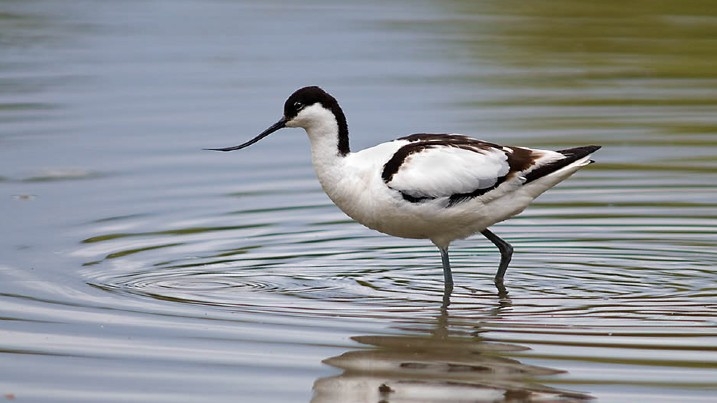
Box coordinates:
[312,286,591,402]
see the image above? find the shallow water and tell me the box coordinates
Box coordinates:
[2,1,716,402]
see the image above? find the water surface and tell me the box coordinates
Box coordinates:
[1,1,716,402]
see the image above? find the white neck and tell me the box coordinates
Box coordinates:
[307,119,347,195]
[287,104,348,191]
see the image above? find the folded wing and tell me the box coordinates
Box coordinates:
[382,134,525,203]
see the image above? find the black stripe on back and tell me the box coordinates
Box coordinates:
[382,142,434,183]
[447,175,508,206]
[397,174,508,206]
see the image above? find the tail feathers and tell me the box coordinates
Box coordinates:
[525,145,601,183]
[557,145,602,158]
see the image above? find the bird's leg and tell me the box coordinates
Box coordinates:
[439,247,454,293]
[480,229,513,284]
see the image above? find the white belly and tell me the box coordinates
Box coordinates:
[316,155,587,250]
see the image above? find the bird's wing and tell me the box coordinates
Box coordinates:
[379,134,599,204]
[382,135,523,201]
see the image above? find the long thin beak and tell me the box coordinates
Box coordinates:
[205,118,286,152]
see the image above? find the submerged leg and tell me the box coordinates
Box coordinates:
[439,247,454,293]
[480,228,513,283]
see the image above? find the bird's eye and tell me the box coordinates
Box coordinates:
[293,101,304,110]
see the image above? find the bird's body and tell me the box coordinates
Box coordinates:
[209,86,600,291]
[314,133,594,249]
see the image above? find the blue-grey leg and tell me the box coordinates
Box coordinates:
[439,247,454,293]
[481,229,513,283]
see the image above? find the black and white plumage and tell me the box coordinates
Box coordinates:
[208,86,601,292]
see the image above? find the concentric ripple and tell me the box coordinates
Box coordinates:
[77,168,717,324]
[68,157,717,402]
